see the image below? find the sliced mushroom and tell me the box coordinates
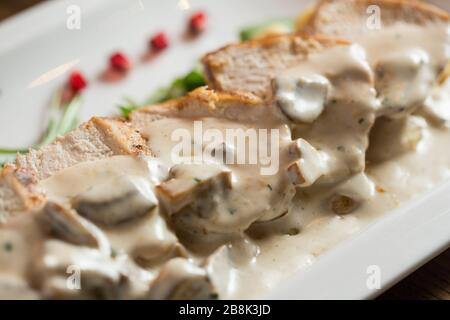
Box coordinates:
[273,73,330,123]
[38,240,122,299]
[375,49,434,118]
[203,238,259,299]
[37,239,155,299]
[72,175,158,225]
[105,211,186,268]
[420,76,450,125]
[286,138,327,187]
[41,201,101,248]
[367,116,426,163]
[157,163,233,217]
[149,258,217,300]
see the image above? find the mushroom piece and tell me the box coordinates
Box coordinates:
[72,175,158,225]
[375,49,434,118]
[157,163,233,217]
[105,211,187,268]
[420,76,450,125]
[149,258,218,300]
[203,238,259,298]
[38,239,155,299]
[367,116,426,163]
[286,138,327,187]
[41,201,105,249]
[273,73,330,123]
[329,173,375,215]
[38,240,122,299]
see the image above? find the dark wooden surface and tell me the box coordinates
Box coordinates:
[0,0,449,301]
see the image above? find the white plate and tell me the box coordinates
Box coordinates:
[0,0,449,299]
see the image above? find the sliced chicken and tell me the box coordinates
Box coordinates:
[0,166,45,222]
[131,88,300,238]
[16,117,151,180]
[300,0,450,118]
[202,34,349,98]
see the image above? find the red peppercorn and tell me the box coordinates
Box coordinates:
[189,11,206,34]
[109,52,131,72]
[69,70,87,92]
[150,32,169,51]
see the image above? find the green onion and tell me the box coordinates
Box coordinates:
[0,148,28,154]
[239,18,295,41]
[56,96,82,136]
[39,94,82,146]
[38,89,62,147]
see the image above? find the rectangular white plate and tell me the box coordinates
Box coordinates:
[0,0,449,299]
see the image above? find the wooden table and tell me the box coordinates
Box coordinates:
[0,0,449,301]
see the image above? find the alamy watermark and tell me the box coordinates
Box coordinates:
[171,121,280,175]
[366,264,381,290]
[366,5,382,30]
[66,265,81,290]
[66,5,81,30]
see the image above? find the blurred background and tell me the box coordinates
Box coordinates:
[0,0,42,20]
[0,0,448,300]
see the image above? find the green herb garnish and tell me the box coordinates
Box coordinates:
[239,18,295,41]
[3,242,13,252]
[118,66,206,118]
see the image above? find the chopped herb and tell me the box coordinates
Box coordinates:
[209,292,219,300]
[337,145,345,152]
[228,208,237,215]
[118,105,138,118]
[184,69,206,91]
[358,118,365,124]
[110,248,118,258]
[146,66,205,104]
[267,184,273,191]
[330,99,338,104]
[193,178,201,183]
[3,241,13,252]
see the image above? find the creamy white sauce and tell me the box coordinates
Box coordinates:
[1,18,450,300]
[212,123,450,298]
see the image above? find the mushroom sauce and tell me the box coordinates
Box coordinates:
[1,21,450,299]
